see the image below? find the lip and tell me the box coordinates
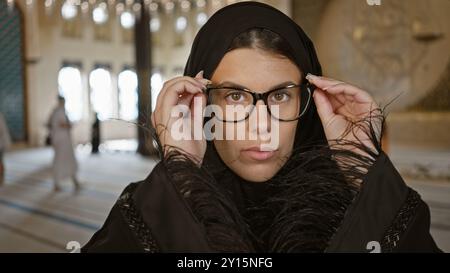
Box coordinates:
[240,146,277,161]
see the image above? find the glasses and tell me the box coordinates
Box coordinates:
[204,82,313,122]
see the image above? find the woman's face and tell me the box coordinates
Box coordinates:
[211,48,301,182]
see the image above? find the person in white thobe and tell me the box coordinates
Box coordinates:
[0,112,11,186]
[49,96,80,192]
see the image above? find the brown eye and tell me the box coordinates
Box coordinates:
[274,93,284,101]
[270,91,290,103]
[225,91,246,104]
[231,93,242,101]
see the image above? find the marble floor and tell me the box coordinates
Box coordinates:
[0,144,449,252]
[0,145,157,252]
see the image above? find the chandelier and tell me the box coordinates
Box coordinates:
[5,0,236,30]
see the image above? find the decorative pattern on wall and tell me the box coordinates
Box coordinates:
[0,0,25,141]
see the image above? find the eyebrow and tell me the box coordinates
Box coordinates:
[215,81,299,91]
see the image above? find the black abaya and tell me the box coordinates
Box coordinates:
[82,151,440,252]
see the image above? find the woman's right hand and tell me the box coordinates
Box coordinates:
[151,71,211,165]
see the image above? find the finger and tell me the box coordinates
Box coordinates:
[179,93,195,107]
[154,77,182,115]
[163,75,204,89]
[328,94,356,118]
[306,74,373,104]
[157,77,204,111]
[158,76,205,109]
[326,90,347,106]
[313,89,335,126]
[327,92,344,110]
[325,87,373,119]
[196,78,212,86]
[306,74,343,90]
[164,76,205,93]
[162,80,204,109]
[322,82,373,104]
[154,78,203,127]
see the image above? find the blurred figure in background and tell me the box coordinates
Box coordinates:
[0,112,11,186]
[91,112,100,154]
[48,96,80,192]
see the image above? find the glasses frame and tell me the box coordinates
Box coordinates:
[204,82,313,122]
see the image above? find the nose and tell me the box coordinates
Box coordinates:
[248,100,271,139]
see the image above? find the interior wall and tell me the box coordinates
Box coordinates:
[14,0,291,147]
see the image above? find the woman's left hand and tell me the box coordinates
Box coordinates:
[306,73,382,155]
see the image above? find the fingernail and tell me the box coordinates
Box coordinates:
[306,73,317,82]
[196,70,204,78]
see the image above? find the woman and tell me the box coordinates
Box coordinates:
[83,2,440,252]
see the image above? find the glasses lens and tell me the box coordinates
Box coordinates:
[208,88,254,122]
[268,86,307,121]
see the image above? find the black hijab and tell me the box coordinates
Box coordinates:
[183,1,327,175]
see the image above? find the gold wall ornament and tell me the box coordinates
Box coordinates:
[316,0,450,111]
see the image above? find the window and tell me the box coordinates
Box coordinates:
[118,69,138,121]
[58,66,83,121]
[151,72,164,112]
[89,67,113,121]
